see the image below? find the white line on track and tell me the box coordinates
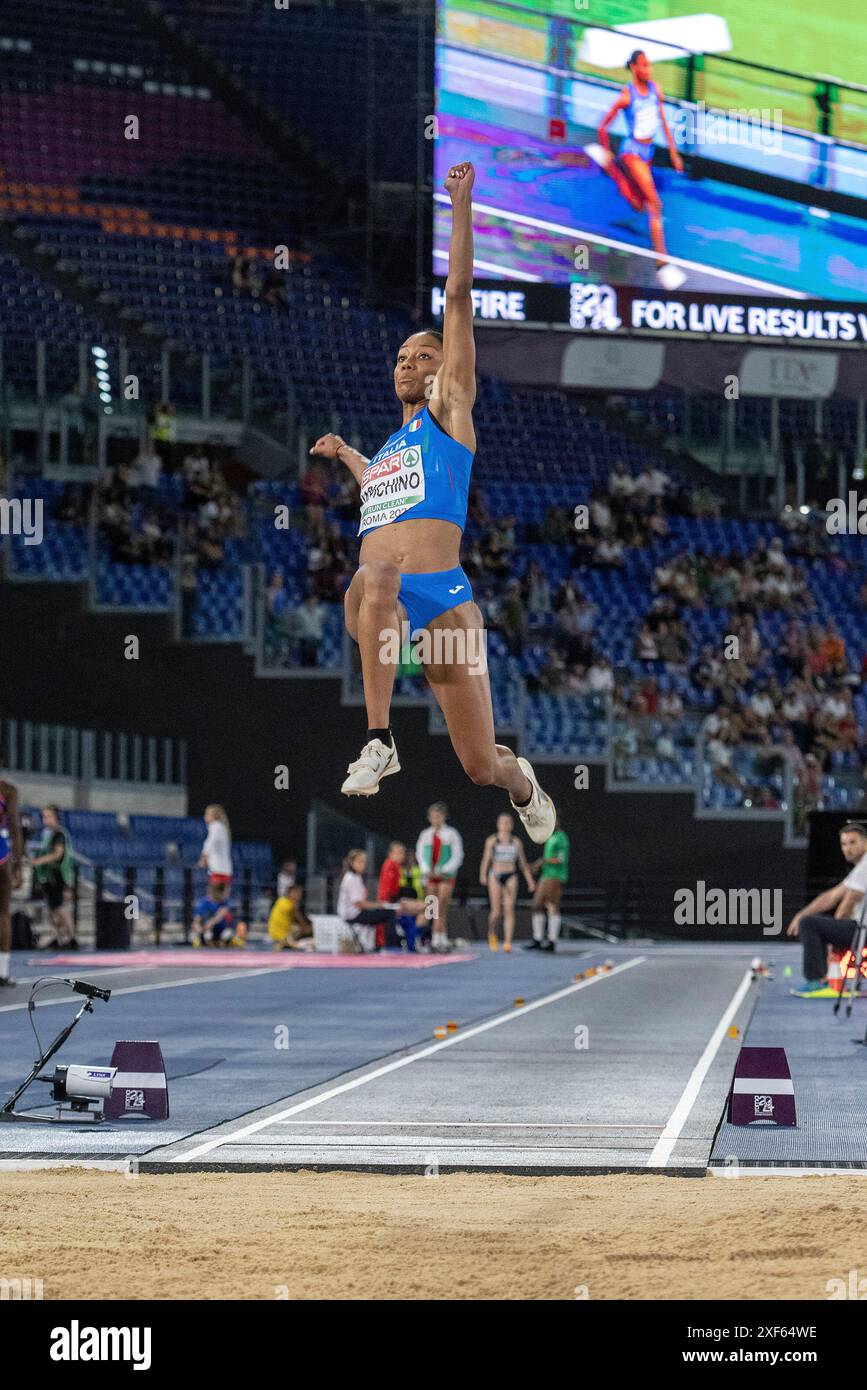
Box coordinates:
[0,969,277,1013]
[176,956,646,1161]
[274,1120,663,1129]
[647,968,753,1168]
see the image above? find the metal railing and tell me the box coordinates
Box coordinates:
[1,717,186,788]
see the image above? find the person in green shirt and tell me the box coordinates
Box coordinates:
[30,805,76,949]
[525,817,569,953]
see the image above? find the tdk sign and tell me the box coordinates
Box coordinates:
[431,286,526,321]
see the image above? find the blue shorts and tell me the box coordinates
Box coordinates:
[398,565,473,635]
[619,137,655,164]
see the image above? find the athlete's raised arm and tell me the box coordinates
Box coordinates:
[433,162,476,448]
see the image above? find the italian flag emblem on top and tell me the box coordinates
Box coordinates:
[409,416,423,432]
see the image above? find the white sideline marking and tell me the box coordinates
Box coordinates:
[176,957,645,1161]
[0,969,276,1013]
[647,968,753,1168]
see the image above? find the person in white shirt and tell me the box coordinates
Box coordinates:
[337,849,403,950]
[416,803,464,952]
[198,804,233,888]
[788,822,867,994]
[586,658,614,695]
[749,688,775,722]
[129,445,162,491]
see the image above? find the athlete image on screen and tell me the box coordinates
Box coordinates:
[309,160,556,849]
[586,48,686,291]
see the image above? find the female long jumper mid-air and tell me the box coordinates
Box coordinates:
[586,48,686,291]
[309,160,556,845]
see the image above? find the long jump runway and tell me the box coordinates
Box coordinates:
[16,943,861,1175]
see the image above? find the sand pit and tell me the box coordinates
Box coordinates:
[1,1168,861,1300]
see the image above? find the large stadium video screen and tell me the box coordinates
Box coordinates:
[434,0,867,335]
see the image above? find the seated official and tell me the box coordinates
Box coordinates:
[787,821,867,996]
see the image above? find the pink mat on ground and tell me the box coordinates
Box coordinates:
[31,950,476,970]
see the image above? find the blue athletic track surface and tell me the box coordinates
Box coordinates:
[1,942,864,1175]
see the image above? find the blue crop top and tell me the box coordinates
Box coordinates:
[357,406,473,537]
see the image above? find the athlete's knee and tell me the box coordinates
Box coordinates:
[463,750,496,786]
[361,560,401,607]
[646,194,662,217]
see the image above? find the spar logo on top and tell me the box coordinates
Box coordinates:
[359,444,425,532]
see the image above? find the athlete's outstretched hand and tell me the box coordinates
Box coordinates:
[309,433,348,461]
[445,161,474,201]
[670,149,684,174]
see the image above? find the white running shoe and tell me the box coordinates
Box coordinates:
[341,737,401,797]
[656,262,686,291]
[584,142,613,171]
[510,756,556,845]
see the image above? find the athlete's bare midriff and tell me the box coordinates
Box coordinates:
[359,517,463,574]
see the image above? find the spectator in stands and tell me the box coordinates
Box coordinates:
[499,580,527,657]
[589,487,613,532]
[332,472,359,523]
[482,523,513,577]
[635,622,659,661]
[128,441,162,496]
[149,402,177,469]
[586,656,614,701]
[30,806,75,950]
[231,253,258,294]
[199,805,233,890]
[594,531,624,569]
[522,562,551,617]
[194,525,221,569]
[265,571,289,658]
[57,484,89,526]
[183,444,212,509]
[299,459,328,531]
[535,650,566,694]
[819,620,847,680]
[337,849,398,951]
[794,753,824,833]
[290,592,325,667]
[608,460,635,500]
